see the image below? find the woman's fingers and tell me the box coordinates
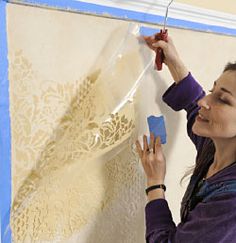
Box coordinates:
[143,135,148,152]
[150,133,155,152]
[136,134,160,155]
[135,139,146,168]
[155,136,161,149]
[136,134,166,181]
[142,35,158,51]
[155,136,165,161]
[142,35,155,43]
[135,135,150,157]
[135,140,143,158]
[152,40,167,49]
[136,134,162,161]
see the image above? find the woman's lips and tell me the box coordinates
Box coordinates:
[196,114,209,122]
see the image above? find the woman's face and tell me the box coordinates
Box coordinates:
[192,70,236,139]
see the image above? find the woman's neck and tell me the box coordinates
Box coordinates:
[206,137,236,178]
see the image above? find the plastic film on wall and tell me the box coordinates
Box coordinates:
[3,3,154,242]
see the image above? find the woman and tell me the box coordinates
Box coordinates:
[136,35,236,242]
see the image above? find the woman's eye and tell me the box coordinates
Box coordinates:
[208,90,230,105]
[219,98,230,105]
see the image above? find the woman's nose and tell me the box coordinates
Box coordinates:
[197,96,210,110]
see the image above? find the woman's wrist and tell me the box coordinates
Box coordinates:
[147,187,165,201]
[147,179,164,187]
[146,179,165,202]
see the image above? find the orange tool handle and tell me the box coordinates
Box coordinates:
[155,29,168,71]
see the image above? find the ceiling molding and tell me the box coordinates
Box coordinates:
[5,0,236,35]
[79,0,236,30]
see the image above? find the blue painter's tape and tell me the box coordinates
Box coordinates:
[0,1,12,242]
[147,115,166,144]
[139,26,161,36]
[4,0,236,36]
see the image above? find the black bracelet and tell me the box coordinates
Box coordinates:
[145,184,166,195]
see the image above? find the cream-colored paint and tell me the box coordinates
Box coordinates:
[176,0,236,15]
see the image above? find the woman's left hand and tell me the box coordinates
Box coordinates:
[136,133,166,185]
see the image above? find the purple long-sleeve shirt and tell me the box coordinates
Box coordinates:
[145,73,236,243]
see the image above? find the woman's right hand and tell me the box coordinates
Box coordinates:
[143,36,179,66]
[143,35,189,83]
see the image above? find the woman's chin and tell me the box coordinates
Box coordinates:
[192,124,209,137]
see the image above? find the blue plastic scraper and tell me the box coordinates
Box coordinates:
[147,115,167,144]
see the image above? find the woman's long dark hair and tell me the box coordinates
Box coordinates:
[180,62,236,185]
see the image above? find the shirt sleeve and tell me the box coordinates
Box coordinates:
[145,199,176,243]
[145,194,236,243]
[162,72,206,152]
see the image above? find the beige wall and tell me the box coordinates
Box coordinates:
[176,0,236,15]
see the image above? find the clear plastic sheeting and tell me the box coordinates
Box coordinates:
[5,3,153,243]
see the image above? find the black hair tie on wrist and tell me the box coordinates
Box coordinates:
[145,184,166,195]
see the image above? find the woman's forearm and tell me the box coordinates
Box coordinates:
[167,60,189,84]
